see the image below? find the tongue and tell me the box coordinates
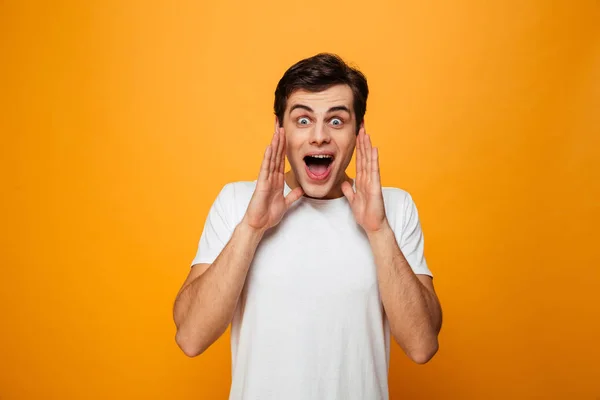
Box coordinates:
[308,163,328,175]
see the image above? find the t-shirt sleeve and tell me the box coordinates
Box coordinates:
[397,193,433,277]
[191,183,236,266]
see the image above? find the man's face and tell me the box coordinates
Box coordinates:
[282,84,358,199]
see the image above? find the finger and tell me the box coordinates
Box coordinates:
[258,145,272,182]
[359,129,367,189]
[284,186,304,208]
[269,130,279,175]
[341,181,355,205]
[357,130,365,187]
[355,127,364,187]
[360,131,367,183]
[372,147,381,186]
[278,128,286,174]
[365,134,373,183]
[355,133,361,187]
[275,128,284,174]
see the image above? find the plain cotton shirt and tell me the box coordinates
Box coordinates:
[191,180,432,400]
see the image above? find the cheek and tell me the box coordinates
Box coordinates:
[335,136,356,156]
[284,138,300,160]
[285,132,300,148]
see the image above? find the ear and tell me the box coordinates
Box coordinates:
[274,117,279,133]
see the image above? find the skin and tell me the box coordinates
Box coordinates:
[345,129,442,363]
[172,127,302,357]
[173,84,442,363]
[281,86,356,200]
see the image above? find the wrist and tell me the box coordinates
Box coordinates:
[238,217,267,243]
[365,219,393,242]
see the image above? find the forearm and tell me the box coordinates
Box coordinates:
[368,222,441,363]
[174,220,264,356]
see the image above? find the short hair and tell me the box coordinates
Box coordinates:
[274,53,368,134]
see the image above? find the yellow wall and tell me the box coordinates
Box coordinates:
[2,1,599,398]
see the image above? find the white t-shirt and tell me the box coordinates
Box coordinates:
[192,180,432,400]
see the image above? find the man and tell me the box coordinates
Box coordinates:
[173,53,442,400]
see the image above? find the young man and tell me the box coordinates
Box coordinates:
[173,53,442,400]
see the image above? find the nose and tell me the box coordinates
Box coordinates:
[309,122,331,146]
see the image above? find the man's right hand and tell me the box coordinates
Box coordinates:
[242,124,304,233]
[175,125,302,357]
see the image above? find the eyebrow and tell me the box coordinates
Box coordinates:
[289,104,352,114]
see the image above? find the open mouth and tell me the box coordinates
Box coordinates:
[303,154,334,181]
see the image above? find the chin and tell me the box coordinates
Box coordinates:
[299,174,341,199]
[301,185,331,199]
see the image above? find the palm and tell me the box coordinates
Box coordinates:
[245,127,303,232]
[342,128,387,234]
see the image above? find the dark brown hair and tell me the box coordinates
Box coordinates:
[274,53,368,134]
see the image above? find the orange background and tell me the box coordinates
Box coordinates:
[2,1,599,399]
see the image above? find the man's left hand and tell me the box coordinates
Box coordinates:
[342,127,389,234]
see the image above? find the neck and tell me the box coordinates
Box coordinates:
[284,170,353,200]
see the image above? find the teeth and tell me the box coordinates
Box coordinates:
[309,154,333,159]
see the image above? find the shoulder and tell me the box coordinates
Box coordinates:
[221,180,257,197]
[382,186,413,209]
[381,186,420,231]
[212,181,256,221]
[216,180,256,205]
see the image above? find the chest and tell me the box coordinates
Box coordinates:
[247,205,378,296]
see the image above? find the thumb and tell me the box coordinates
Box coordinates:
[341,181,355,204]
[284,186,304,208]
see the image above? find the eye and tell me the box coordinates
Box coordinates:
[330,118,343,126]
[297,117,310,125]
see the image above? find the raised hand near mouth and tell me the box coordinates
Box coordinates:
[242,123,305,233]
[341,127,388,234]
